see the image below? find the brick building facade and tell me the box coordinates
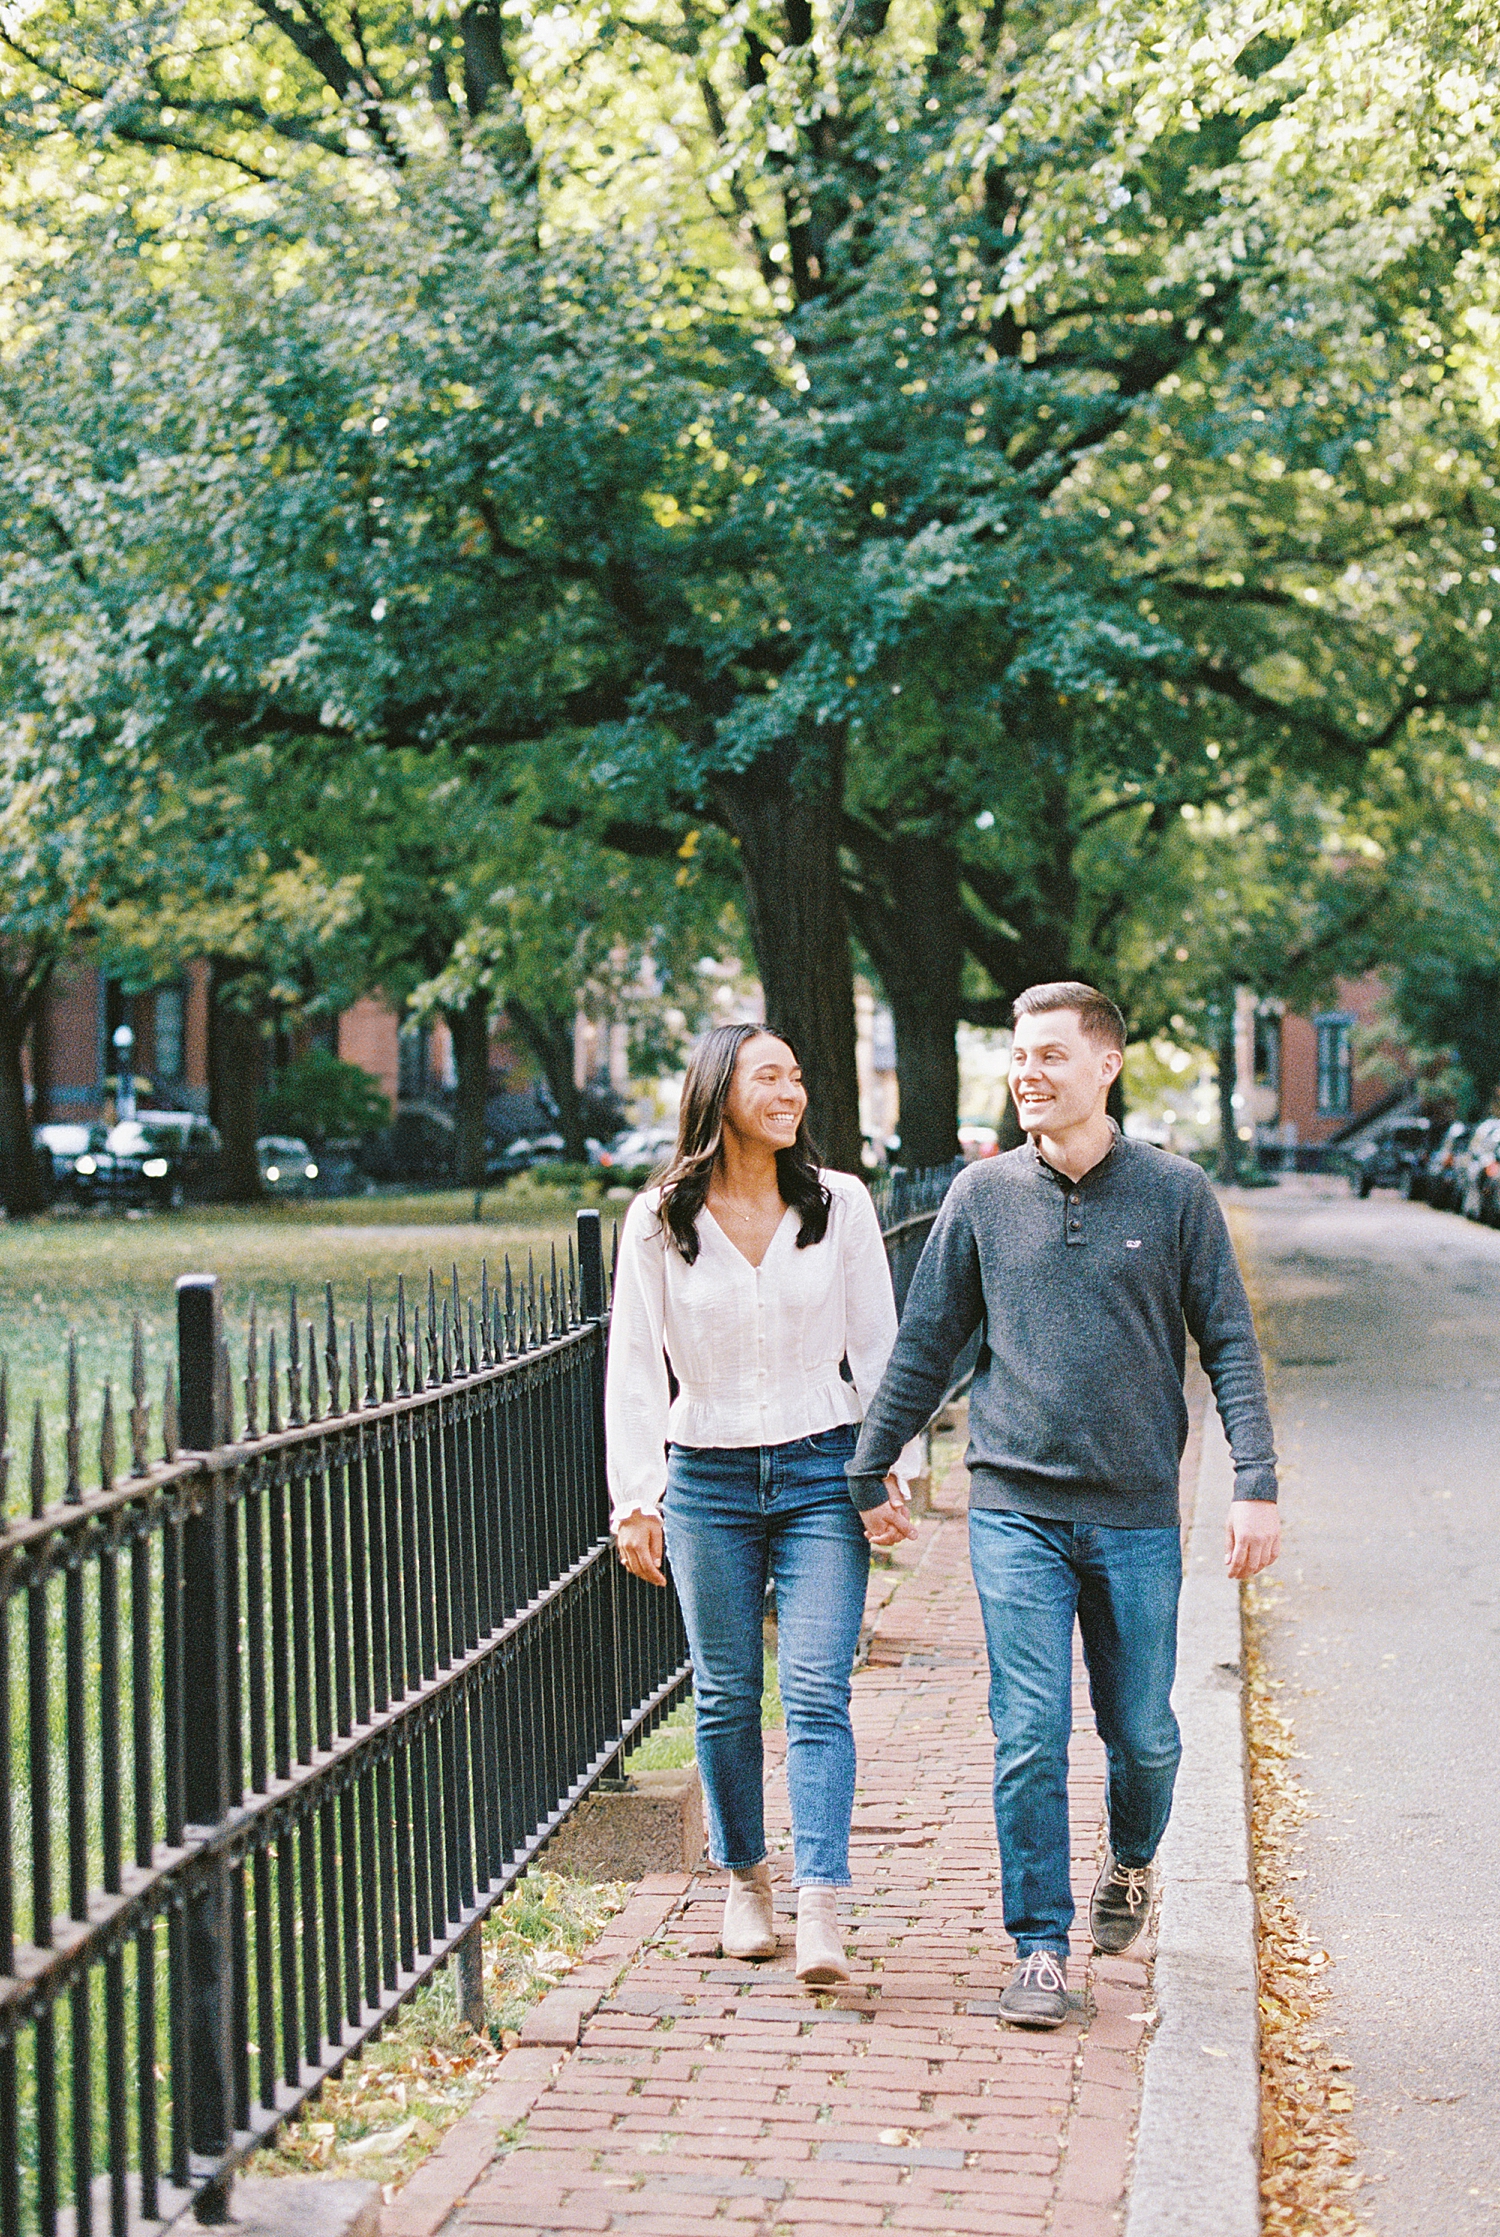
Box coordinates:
[1238,972,1418,1162]
[22,963,523,1133]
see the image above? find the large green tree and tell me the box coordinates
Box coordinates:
[3,0,1496,1173]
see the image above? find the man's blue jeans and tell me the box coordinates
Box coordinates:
[968,1509,1183,1955]
[663,1428,869,1887]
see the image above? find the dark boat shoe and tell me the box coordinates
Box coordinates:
[1089,1850,1155,1954]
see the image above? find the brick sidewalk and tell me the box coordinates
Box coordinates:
[434,1452,1154,2237]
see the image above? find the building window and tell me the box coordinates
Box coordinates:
[1253,1009,1281,1096]
[155,985,185,1082]
[398,1024,429,1102]
[1315,1015,1353,1116]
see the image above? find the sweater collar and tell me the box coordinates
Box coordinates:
[1030,1118,1122,1189]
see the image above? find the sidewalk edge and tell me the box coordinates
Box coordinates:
[1124,1409,1261,2237]
[378,1879,688,2237]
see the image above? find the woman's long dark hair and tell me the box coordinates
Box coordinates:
[654,1022,831,1263]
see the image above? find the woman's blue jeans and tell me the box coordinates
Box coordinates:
[968,1509,1183,1956]
[663,1428,870,1887]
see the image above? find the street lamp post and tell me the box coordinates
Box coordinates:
[112,1022,136,1122]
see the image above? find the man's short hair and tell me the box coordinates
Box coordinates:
[1012,981,1127,1054]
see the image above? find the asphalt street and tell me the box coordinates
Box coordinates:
[1230,1177,1500,2233]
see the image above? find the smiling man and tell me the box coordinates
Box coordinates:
[848,981,1279,2028]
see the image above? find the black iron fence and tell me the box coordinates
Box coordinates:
[869,1160,963,1313]
[3,1170,959,2236]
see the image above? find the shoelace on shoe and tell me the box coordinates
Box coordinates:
[1110,1864,1153,1915]
[1016,1950,1066,1993]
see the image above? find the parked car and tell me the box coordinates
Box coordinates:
[1346,1117,1431,1198]
[1420,1121,1473,1211]
[589,1123,676,1176]
[73,1112,223,1209]
[257,1134,320,1197]
[1460,1116,1500,1224]
[33,1121,108,1203]
[487,1130,568,1180]
[303,1141,372,1198]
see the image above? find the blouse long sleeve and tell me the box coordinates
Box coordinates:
[840,1185,923,1487]
[604,1194,673,1527]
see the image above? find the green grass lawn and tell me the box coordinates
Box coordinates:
[0,1182,618,1511]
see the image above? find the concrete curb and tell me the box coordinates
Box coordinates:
[1125,1409,1261,2237]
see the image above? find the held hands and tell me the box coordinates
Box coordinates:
[861,1472,920,1551]
[616,1511,666,1587]
[1225,1499,1281,1580]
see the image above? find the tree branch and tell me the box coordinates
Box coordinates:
[251,0,404,161]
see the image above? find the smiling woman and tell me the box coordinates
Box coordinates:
[605,1021,921,1988]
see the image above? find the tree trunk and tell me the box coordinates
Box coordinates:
[508,1000,588,1161]
[209,962,263,1202]
[843,830,963,1170]
[449,992,492,1189]
[712,743,863,1173]
[1215,990,1240,1185]
[0,974,49,1218]
[28,1001,52,1129]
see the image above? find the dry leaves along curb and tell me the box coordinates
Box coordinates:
[1245,1577,1371,2237]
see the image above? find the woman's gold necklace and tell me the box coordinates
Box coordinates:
[710,1191,767,1225]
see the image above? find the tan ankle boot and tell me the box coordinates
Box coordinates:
[721,1864,777,1961]
[795,1887,850,1986]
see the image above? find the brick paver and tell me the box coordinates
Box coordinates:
[440,1454,1154,2237]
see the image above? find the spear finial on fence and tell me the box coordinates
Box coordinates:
[267,1330,281,1436]
[364,1283,377,1406]
[468,1297,478,1375]
[348,1324,359,1415]
[382,1317,394,1404]
[30,1399,45,1519]
[503,1258,515,1355]
[451,1266,463,1372]
[307,1324,320,1419]
[492,1286,503,1362]
[441,1294,452,1383]
[550,1244,560,1339]
[65,1334,82,1503]
[245,1299,260,1438]
[287,1288,303,1425]
[396,1276,411,1396]
[162,1364,178,1458]
[218,1337,234,1441]
[325,1285,341,1415]
[426,1269,439,1384]
[130,1318,149,1475]
[527,1252,537,1349]
[100,1383,117,1489]
[567,1235,578,1325]
[410,1276,425,1392]
[480,1262,492,1365]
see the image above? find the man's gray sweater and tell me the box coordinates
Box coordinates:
[849,1134,1277,1527]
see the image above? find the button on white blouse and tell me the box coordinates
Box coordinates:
[605,1169,920,1526]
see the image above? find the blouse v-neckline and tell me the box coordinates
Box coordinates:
[701,1200,795,1272]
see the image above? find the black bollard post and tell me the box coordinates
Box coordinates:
[177,1275,236,2225]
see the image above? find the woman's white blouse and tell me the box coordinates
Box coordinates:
[605,1169,920,1526]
